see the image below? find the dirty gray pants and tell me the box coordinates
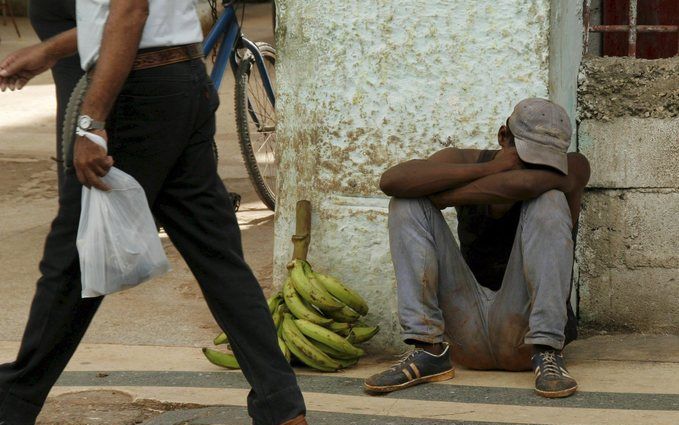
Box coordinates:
[389,190,573,371]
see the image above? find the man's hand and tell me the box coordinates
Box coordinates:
[428,193,446,210]
[74,130,114,191]
[491,147,523,172]
[0,28,77,92]
[0,44,56,91]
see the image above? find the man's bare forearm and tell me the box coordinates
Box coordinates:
[380,159,503,197]
[80,0,149,121]
[44,29,79,61]
[0,28,77,91]
[429,169,571,207]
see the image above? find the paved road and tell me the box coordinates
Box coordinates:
[2,8,679,425]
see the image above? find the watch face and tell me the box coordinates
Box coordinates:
[78,115,92,129]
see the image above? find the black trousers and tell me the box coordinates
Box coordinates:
[0,59,305,425]
[28,0,84,190]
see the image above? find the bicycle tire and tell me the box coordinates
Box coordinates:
[234,42,277,211]
[61,74,90,170]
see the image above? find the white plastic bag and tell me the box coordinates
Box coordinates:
[76,132,170,298]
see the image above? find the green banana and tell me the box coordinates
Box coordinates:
[283,277,333,325]
[278,336,291,363]
[281,314,341,371]
[213,332,228,346]
[335,328,352,337]
[336,357,359,368]
[272,304,285,329]
[284,334,338,372]
[288,260,315,304]
[290,260,343,311]
[315,272,369,316]
[267,292,283,314]
[327,322,350,333]
[311,340,359,360]
[202,347,240,369]
[294,319,364,358]
[325,305,361,323]
[347,326,380,344]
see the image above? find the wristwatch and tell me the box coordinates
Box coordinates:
[76,115,105,136]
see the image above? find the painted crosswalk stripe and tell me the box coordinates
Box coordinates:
[55,370,679,411]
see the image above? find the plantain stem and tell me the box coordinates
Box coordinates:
[291,200,312,262]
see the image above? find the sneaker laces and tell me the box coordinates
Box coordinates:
[389,349,422,370]
[538,351,563,377]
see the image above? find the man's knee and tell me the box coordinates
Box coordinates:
[524,190,572,231]
[388,197,429,227]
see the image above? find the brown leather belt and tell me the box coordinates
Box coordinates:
[132,43,204,70]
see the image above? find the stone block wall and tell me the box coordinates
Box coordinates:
[577,57,679,334]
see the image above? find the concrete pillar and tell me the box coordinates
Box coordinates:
[274,0,553,351]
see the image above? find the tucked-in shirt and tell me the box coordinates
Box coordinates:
[76,0,203,70]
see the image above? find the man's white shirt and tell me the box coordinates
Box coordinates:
[76,0,204,70]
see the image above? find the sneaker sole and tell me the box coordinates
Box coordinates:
[535,384,578,399]
[363,369,455,394]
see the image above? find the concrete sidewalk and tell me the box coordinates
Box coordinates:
[1,334,672,424]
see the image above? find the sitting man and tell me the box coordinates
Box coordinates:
[364,98,590,399]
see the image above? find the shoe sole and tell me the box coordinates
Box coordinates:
[535,384,578,398]
[363,369,455,394]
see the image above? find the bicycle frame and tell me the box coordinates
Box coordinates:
[202,2,276,109]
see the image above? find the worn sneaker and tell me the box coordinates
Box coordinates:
[363,343,455,394]
[532,347,578,398]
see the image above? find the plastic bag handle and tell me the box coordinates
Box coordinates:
[83,131,108,154]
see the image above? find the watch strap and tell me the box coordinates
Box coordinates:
[77,114,106,131]
[89,119,106,130]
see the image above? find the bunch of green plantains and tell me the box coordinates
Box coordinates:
[203,259,379,372]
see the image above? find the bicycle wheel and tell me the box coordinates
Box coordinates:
[235,42,277,211]
[61,74,89,170]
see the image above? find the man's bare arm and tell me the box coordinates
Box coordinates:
[429,153,591,226]
[429,169,569,206]
[80,0,149,121]
[74,0,149,191]
[379,147,522,197]
[0,29,77,91]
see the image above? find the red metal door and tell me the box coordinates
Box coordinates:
[603,0,679,58]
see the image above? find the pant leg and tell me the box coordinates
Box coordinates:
[0,170,103,424]
[149,66,304,425]
[0,61,190,424]
[488,190,574,370]
[29,0,84,191]
[388,197,495,369]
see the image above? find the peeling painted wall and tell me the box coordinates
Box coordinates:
[549,0,583,151]
[274,0,552,351]
[577,58,679,334]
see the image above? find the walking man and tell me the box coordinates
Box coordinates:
[0,1,307,424]
[28,0,84,190]
[364,98,590,398]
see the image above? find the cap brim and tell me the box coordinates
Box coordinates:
[514,137,568,174]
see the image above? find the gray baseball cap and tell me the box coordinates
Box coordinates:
[507,98,572,174]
